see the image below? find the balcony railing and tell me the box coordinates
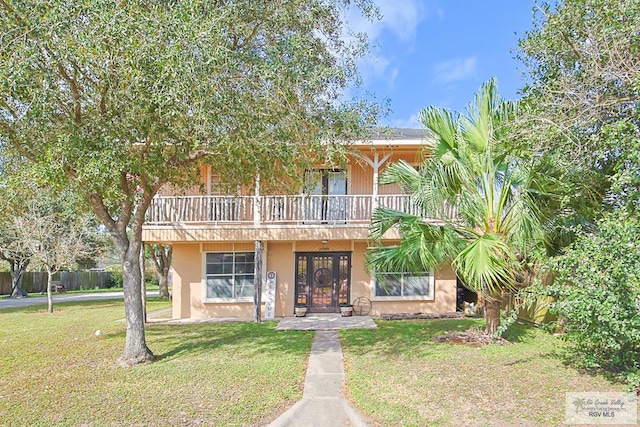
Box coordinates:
[145,194,457,226]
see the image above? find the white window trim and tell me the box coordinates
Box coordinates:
[370,270,435,302]
[202,251,256,303]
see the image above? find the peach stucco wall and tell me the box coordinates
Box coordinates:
[172,242,261,319]
[350,242,456,316]
[170,239,457,319]
[267,242,295,317]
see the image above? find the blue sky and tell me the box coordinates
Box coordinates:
[348,0,540,128]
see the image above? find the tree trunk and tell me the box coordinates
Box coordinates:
[140,244,146,324]
[158,272,170,299]
[117,239,154,366]
[9,259,29,297]
[46,268,53,314]
[484,293,502,335]
[86,183,159,366]
[253,240,262,323]
[148,244,172,300]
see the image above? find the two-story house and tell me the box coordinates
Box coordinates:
[141,129,457,319]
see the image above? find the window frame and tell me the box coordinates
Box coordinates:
[202,251,255,302]
[302,168,348,196]
[207,167,241,196]
[371,270,435,301]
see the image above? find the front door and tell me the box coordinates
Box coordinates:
[295,252,351,313]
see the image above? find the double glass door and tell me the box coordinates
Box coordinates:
[304,170,347,222]
[295,252,351,313]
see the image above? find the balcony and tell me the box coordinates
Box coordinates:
[145,194,456,227]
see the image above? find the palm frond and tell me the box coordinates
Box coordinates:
[379,160,422,192]
[418,106,459,156]
[369,207,415,242]
[453,233,519,295]
[368,79,552,308]
[366,220,458,274]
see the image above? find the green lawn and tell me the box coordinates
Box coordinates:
[0,299,312,426]
[24,282,160,297]
[2,303,633,427]
[341,319,630,426]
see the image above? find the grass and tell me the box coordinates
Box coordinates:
[22,283,161,297]
[2,303,634,426]
[0,299,313,426]
[341,319,631,427]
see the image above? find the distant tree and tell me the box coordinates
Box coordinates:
[1,1,378,365]
[13,198,96,313]
[0,160,34,297]
[147,243,172,300]
[0,225,30,297]
[368,80,554,335]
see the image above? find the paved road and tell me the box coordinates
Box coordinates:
[0,291,158,310]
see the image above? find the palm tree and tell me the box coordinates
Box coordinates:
[368,79,550,335]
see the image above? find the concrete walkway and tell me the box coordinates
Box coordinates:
[277,313,377,331]
[269,316,376,427]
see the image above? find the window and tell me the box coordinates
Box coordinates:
[304,169,347,196]
[209,172,223,195]
[303,169,347,222]
[208,169,241,196]
[205,252,255,300]
[374,271,434,300]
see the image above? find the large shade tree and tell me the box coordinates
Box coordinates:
[518,0,640,389]
[368,80,553,335]
[0,0,378,365]
[517,0,640,217]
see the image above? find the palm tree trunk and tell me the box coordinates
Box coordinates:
[484,293,502,335]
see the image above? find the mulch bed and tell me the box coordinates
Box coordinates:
[433,328,510,347]
[380,312,464,321]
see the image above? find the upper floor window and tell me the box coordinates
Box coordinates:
[304,169,347,196]
[205,252,254,300]
[207,168,241,196]
[209,173,224,195]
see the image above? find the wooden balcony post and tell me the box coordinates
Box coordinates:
[372,153,379,211]
[253,240,263,323]
[363,152,391,212]
[254,174,260,226]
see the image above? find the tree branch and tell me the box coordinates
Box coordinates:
[86,192,116,233]
[56,63,82,124]
[116,172,133,234]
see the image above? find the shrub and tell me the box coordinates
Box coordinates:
[546,213,640,389]
[105,271,123,288]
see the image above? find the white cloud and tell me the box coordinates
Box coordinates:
[432,57,478,84]
[347,0,435,88]
[389,113,422,129]
[358,56,399,88]
[347,0,426,44]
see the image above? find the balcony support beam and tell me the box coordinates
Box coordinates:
[362,153,391,211]
[253,240,263,323]
[254,174,261,227]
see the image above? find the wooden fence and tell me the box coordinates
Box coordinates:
[0,271,114,295]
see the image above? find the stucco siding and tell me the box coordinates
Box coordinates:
[266,242,295,317]
[170,239,456,319]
